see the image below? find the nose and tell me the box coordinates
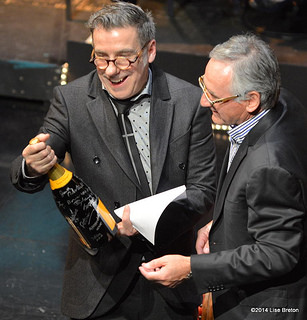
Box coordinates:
[102,61,120,76]
[200,93,212,108]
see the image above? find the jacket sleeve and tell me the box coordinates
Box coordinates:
[191,166,305,293]
[185,98,217,216]
[10,85,70,193]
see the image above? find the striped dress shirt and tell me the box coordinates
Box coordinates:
[227,109,270,171]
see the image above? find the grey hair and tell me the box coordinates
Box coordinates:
[87,1,155,47]
[209,33,281,109]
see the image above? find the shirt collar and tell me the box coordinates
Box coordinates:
[228,109,270,144]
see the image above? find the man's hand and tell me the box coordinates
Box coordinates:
[139,255,191,288]
[196,220,213,254]
[22,133,57,177]
[117,205,138,237]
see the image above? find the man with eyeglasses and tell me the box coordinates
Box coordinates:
[10,2,216,319]
[140,34,307,319]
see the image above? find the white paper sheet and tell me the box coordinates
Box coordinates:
[114,185,186,245]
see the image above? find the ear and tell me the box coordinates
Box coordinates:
[147,39,157,64]
[246,91,261,113]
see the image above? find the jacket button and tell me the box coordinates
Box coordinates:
[93,156,100,165]
[179,162,186,170]
[114,202,120,209]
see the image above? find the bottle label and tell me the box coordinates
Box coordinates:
[96,199,117,232]
[51,174,118,249]
[49,168,73,190]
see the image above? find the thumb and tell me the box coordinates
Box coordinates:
[29,133,50,145]
[122,205,130,222]
[35,133,50,143]
[141,257,164,271]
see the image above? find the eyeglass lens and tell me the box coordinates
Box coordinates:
[94,57,136,70]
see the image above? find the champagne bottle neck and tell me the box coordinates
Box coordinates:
[48,163,73,190]
[48,163,65,181]
[28,137,73,189]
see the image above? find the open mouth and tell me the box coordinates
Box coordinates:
[110,76,128,86]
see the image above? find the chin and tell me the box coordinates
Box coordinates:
[109,89,130,100]
[212,116,225,126]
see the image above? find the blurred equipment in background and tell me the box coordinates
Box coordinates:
[245,0,307,35]
[0,60,61,101]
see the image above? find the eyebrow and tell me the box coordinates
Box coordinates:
[94,48,137,57]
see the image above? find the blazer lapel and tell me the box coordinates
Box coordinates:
[213,141,249,223]
[86,74,141,190]
[149,66,174,194]
[216,145,230,199]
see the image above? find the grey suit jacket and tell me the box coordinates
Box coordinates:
[191,88,307,319]
[11,65,216,318]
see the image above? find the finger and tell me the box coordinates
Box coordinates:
[141,258,164,271]
[195,233,206,254]
[122,205,135,234]
[196,242,204,255]
[23,138,57,176]
[203,242,210,254]
[27,133,51,155]
[139,265,177,288]
[37,148,57,168]
[24,145,56,164]
[25,138,50,159]
[117,205,138,236]
[139,265,161,280]
[117,221,134,236]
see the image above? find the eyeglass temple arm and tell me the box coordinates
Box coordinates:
[89,49,95,63]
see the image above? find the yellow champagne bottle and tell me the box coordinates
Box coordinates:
[29,138,118,252]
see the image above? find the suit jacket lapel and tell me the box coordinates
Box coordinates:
[216,145,230,199]
[213,141,249,223]
[86,73,141,190]
[212,103,284,225]
[149,65,174,194]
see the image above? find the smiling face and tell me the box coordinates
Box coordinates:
[200,58,253,126]
[92,26,156,100]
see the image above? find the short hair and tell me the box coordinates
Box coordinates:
[209,33,281,109]
[87,1,156,47]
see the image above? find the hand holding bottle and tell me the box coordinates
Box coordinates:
[23,133,57,177]
[27,135,118,252]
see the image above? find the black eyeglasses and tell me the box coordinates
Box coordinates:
[89,42,148,71]
[198,75,240,106]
